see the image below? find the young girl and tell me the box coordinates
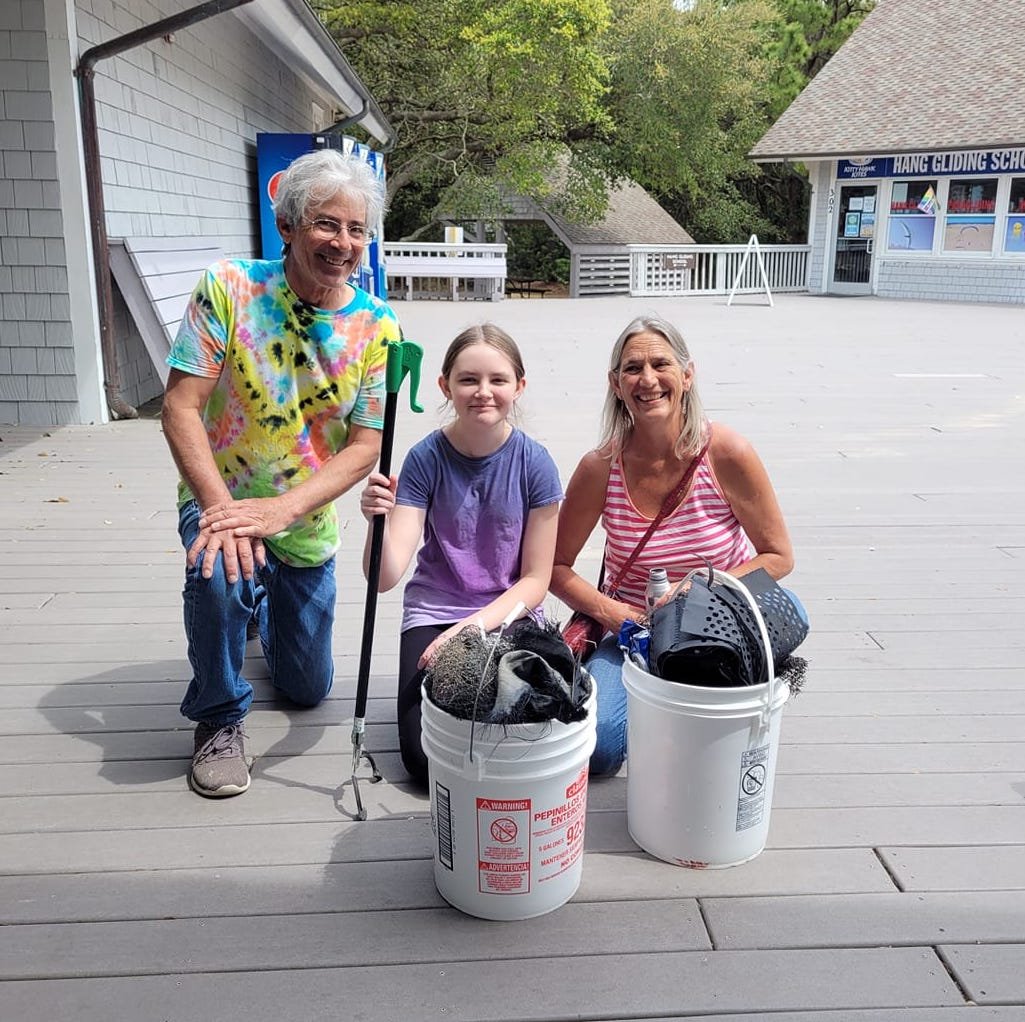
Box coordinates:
[360,323,563,786]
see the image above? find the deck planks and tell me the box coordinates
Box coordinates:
[1,293,1024,1020]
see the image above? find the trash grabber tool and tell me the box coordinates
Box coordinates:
[350,336,423,820]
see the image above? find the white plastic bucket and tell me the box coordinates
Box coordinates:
[421,684,597,920]
[623,570,791,868]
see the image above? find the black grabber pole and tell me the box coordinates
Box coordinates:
[350,337,423,820]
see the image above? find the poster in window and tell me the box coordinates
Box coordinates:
[849,197,864,211]
[859,213,875,238]
[887,216,935,252]
[943,217,994,252]
[862,196,876,214]
[844,212,861,237]
[1005,216,1025,253]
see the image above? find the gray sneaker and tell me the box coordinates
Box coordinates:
[190,722,250,798]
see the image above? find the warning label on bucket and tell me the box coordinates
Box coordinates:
[736,745,769,832]
[533,765,589,884]
[477,798,531,894]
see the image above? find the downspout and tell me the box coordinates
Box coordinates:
[326,95,367,134]
[327,94,397,154]
[74,0,256,420]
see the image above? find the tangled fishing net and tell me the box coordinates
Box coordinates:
[425,617,591,724]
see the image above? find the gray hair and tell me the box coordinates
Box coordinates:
[599,315,707,458]
[273,149,387,231]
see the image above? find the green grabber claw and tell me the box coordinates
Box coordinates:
[386,338,424,412]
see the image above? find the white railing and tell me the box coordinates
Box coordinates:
[629,244,810,297]
[383,242,507,301]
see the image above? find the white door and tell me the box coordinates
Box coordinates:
[830,184,877,295]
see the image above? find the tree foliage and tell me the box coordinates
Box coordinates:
[313,0,875,246]
[603,0,782,241]
[313,0,613,234]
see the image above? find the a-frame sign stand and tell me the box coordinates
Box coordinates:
[727,234,773,307]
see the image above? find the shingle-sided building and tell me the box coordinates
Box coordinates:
[750,0,1025,304]
[1,0,390,426]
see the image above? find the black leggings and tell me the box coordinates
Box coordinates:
[397,623,452,788]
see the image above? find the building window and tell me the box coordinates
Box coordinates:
[887,180,937,252]
[943,178,997,253]
[1005,178,1025,254]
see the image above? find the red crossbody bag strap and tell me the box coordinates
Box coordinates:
[602,435,711,595]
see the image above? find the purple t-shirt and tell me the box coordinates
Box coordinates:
[396,428,563,630]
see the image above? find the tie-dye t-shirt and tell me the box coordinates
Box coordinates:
[167,258,400,567]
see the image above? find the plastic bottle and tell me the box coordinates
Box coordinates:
[645,567,670,617]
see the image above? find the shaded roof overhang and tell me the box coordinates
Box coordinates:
[234,0,394,148]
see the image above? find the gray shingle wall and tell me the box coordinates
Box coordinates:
[75,0,339,414]
[877,260,1025,305]
[0,0,77,426]
[82,0,321,250]
[806,162,831,293]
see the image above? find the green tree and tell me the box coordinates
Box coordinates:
[764,0,876,114]
[605,0,876,241]
[750,0,876,240]
[313,0,613,236]
[604,0,783,241]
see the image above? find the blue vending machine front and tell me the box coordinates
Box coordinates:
[256,132,386,298]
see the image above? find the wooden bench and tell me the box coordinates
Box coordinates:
[109,237,224,385]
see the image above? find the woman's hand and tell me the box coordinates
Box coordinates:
[360,472,397,522]
[605,599,645,634]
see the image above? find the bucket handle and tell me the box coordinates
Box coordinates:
[681,567,777,727]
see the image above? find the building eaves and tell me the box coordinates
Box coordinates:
[750,0,1025,163]
[233,0,393,147]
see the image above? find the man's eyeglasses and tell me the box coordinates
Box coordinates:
[304,218,374,242]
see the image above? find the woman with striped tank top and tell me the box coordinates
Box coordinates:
[551,315,795,775]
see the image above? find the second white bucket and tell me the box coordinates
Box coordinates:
[623,570,791,868]
[421,685,596,921]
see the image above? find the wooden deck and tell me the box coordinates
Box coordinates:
[2,293,1023,1020]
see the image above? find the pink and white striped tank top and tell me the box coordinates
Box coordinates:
[602,454,753,608]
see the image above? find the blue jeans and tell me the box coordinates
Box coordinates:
[585,634,629,776]
[586,587,809,777]
[177,501,335,726]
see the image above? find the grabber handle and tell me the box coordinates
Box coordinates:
[386,339,424,412]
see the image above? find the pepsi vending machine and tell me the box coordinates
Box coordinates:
[256,132,387,298]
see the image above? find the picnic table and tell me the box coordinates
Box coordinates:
[505,277,553,298]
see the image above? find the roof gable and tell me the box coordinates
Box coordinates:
[751,0,1025,161]
[547,180,694,246]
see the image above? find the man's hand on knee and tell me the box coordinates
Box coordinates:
[199,495,296,540]
[188,525,265,583]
